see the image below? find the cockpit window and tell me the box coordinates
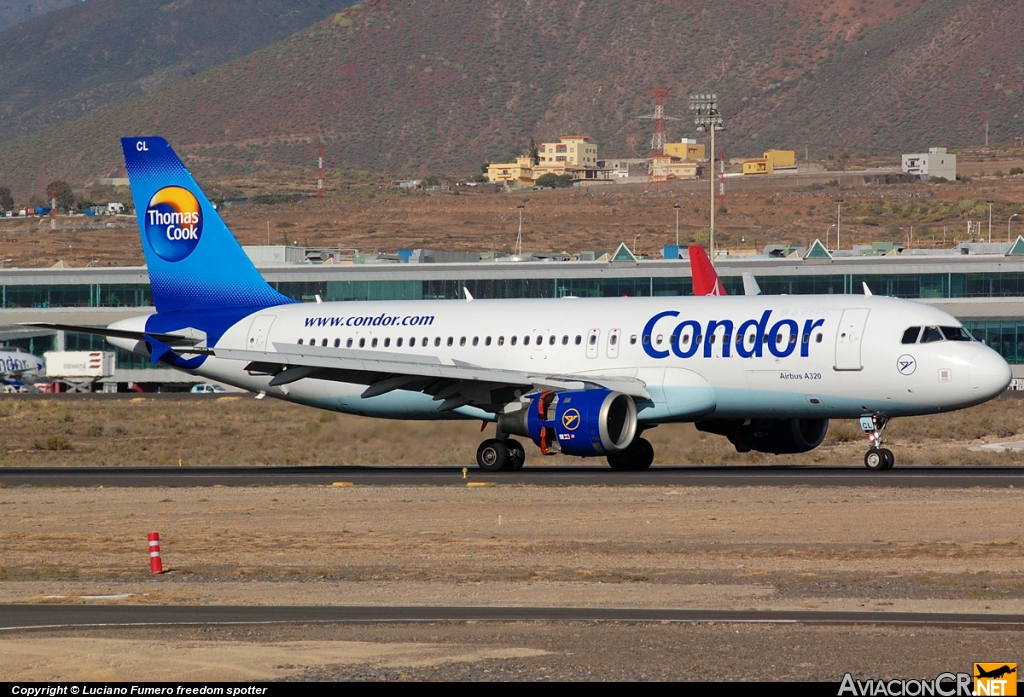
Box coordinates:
[901,327,921,344]
[920,326,943,343]
[940,326,973,342]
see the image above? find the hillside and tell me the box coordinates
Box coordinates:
[0,0,357,144]
[0,0,78,32]
[3,0,1024,197]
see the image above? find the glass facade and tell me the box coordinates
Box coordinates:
[5,271,1024,307]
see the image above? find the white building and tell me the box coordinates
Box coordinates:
[902,147,957,181]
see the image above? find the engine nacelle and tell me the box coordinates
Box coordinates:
[696,418,829,455]
[497,389,638,457]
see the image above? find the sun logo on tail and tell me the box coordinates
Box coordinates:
[144,186,204,262]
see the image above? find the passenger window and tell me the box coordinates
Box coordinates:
[383,338,390,348]
[359,338,366,348]
[498,336,504,346]
[610,334,618,345]
[485,336,491,346]
[723,333,731,345]
[576,335,583,345]
[801,333,809,344]
[920,326,943,343]
[472,337,479,346]
[434,337,441,347]
[695,334,702,345]
[459,337,466,347]
[709,335,716,344]
[682,335,690,345]
[642,335,650,345]
[371,338,378,348]
[309,338,315,345]
[447,337,454,347]
[397,338,403,347]
[629,335,637,345]
[901,327,921,344]
[511,336,518,346]
[321,338,328,347]
[346,338,353,348]
[815,333,823,343]
[422,338,428,347]
[563,335,569,345]
[590,334,599,345]
[788,334,796,345]
[297,338,303,345]
[549,335,556,345]
[523,335,530,345]
[333,338,340,348]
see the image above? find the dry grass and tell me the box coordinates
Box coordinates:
[1,393,1024,467]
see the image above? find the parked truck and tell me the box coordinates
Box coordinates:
[44,351,116,392]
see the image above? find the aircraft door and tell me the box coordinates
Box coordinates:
[586,329,601,359]
[607,328,621,359]
[247,315,276,352]
[834,308,869,371]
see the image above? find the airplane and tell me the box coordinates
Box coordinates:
[25,137,1013,471]
[975,665,1016,680]
[0,346,43,391]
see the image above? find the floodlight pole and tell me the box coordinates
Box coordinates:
[673,203,680,249]
[710,124,716,261]
[690,92,724,266]
[988,201,994,243]
[1009,213,1019,242]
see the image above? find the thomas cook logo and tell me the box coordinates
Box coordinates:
[561,408,580,431]
[144,186,203,262]
[974,664,1017,696]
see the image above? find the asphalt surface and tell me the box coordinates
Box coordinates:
[4,605,1024,632]
[1,465,1023,487]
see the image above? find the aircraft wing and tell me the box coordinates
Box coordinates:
[211,342,652,414]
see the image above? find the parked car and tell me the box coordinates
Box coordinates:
[190,383,228,394]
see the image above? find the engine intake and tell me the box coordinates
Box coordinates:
[498,389,638,457]
[696,418,828,454]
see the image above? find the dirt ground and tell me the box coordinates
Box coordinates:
[2,392,1024,467]
[2,173,1024,268]
[1,484,1023,680]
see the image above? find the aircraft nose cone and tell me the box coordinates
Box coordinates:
[969,348,1012,398]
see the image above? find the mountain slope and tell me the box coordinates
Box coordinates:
[3,0,1022,197]
[0,0,357,143]
[0,0,79,32]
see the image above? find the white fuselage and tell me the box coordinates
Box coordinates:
[109,294,1011,422]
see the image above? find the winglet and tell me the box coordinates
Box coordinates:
[741,272,762,296]
[862,282,873,296]
[464,287,474,302]
[688,246,727,296]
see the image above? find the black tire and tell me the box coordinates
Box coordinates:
[506,439,526,470]
[476,439,511,472]
[606,437,654,471]
[879,448,894,470]
[864,449,886,471]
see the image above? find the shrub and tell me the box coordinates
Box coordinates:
[42,435,71,451]
[1010,168,1023,176]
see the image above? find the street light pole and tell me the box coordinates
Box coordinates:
[825,224,835,251]
[690,92,724,265]
[835,198,843,251]
[987,201,994,243]
[1009,213,1019,242]
[633,234,641,255]
[673,203,680,249]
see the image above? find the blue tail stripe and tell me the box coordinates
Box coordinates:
[121,137,295,314]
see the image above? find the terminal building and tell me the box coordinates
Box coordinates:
[4,243,1024,387]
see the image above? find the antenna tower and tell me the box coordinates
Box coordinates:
[317,145,324,198]
[638,88,680,191]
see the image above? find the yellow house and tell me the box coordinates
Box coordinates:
[487,156,536,186]
[763,149,795,169]
[742,158,772,175]
[663,138,705,160]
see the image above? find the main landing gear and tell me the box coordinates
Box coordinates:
[860,413,894,470]
[476,434,526,472]
[606,436,655,471]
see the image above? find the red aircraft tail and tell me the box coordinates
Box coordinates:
[688,245,727,296]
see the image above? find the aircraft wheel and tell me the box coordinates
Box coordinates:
[477,439,511,472]
[879,448,894,470]
[864,449,886,471]
[607,437,654,471]
[506,439,526,470]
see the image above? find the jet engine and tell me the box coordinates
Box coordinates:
[497,389,638,457]
[696,418,828,455]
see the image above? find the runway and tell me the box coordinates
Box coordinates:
[1,465,1023,487]
[4,605,1024,631]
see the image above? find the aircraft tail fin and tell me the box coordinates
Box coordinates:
[688,245,727,296]
[121,137,294,314]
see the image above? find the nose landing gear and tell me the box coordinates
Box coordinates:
[860,414,894,470]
